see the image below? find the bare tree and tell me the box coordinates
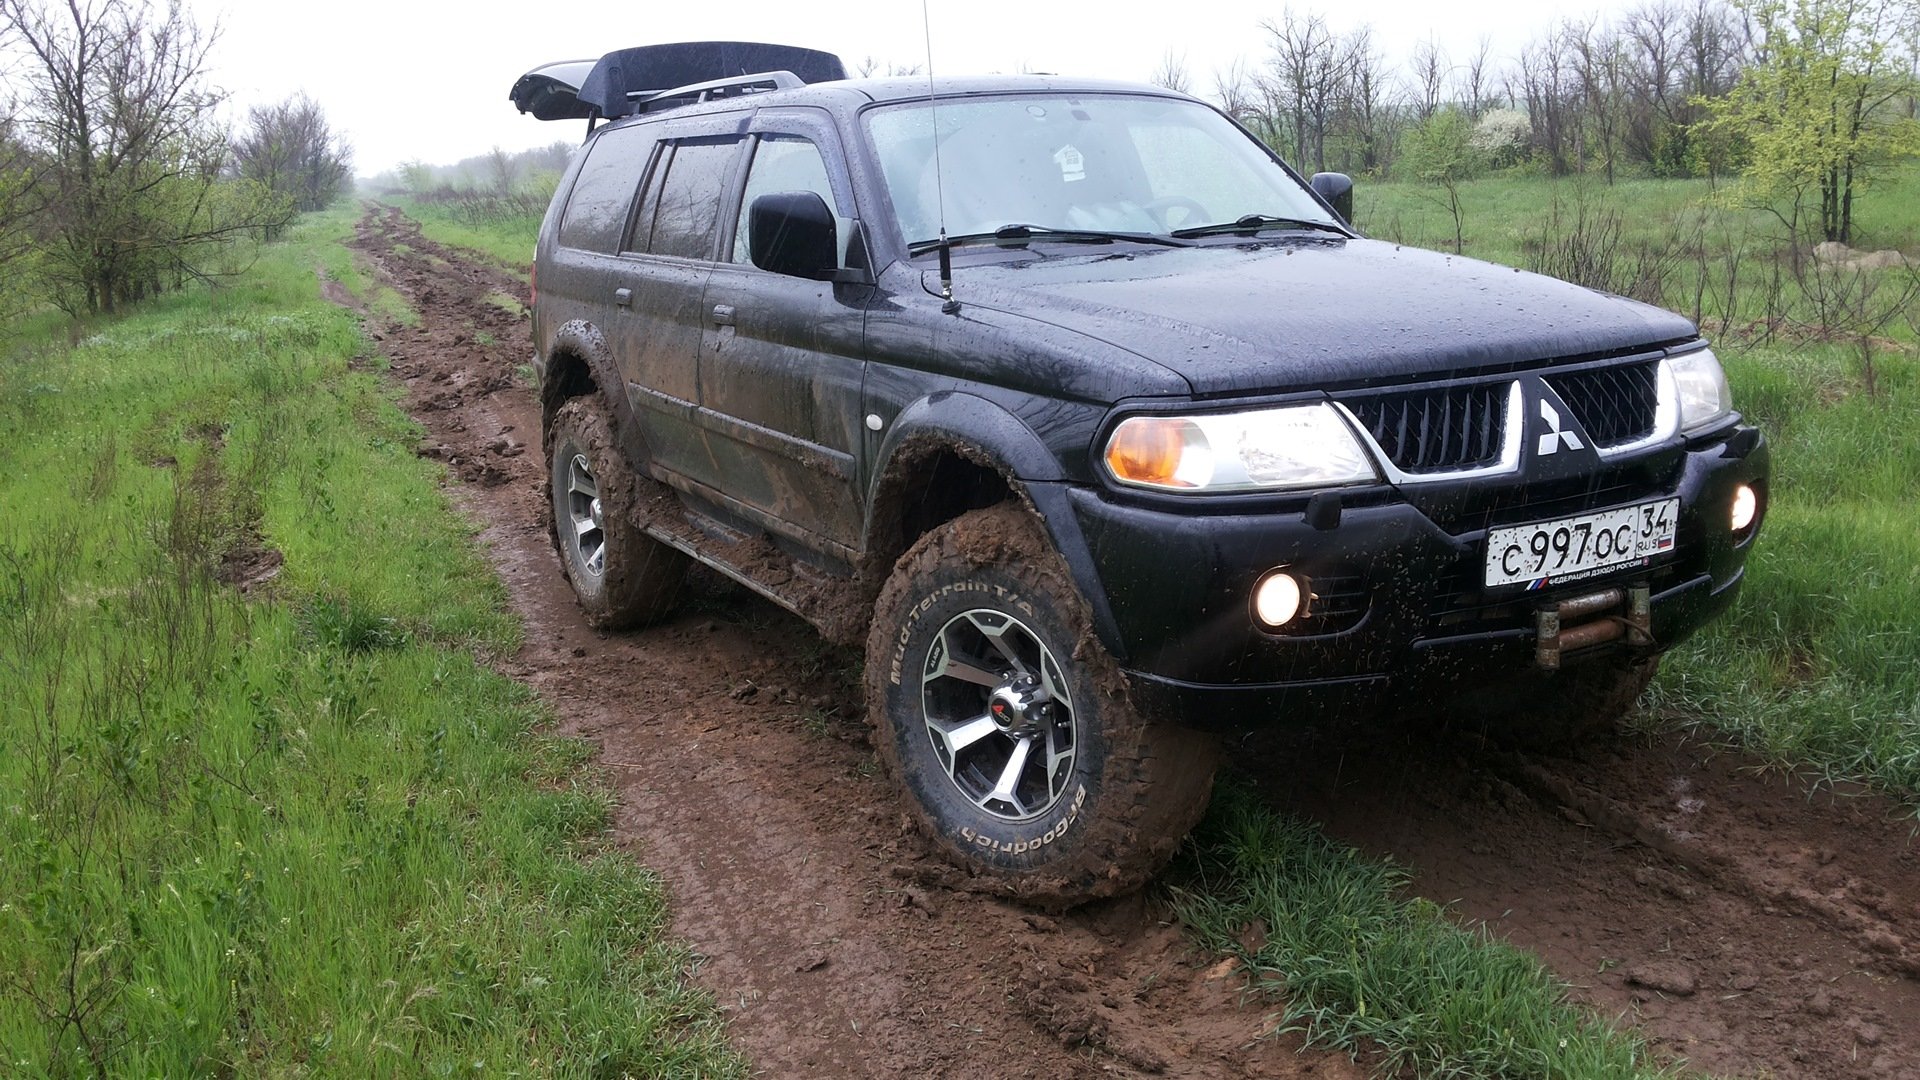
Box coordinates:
[1568,18,1633,184]
[1622,1,1682,167]
[231,93,352,217]
[854,56,922,78]
[1339,26,1394,174]
[2,0,292,313]
[0,116,42,330]
[1515,28,1581,175]
[1461,35,1496,116]
[485,145,517,196]
[1903,3,1919,118]
[1212,58,1262,123]
[1150,48,1192,93]
[1263,8,1349,171]
[1409,36,1450,120]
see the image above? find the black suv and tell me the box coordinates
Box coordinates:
[512,42,1768,903]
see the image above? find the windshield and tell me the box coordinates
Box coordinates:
[863,93,1340,249]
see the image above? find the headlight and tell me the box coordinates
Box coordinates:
[1667,349,1734,435]
[1104,403,1379,493]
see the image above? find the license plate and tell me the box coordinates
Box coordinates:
[1485,498,1679,589]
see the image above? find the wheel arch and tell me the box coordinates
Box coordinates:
[541,320,655,468]
[862,394,1128,662]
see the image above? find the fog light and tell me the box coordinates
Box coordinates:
[1253,571,1304,629]
[1731,484,1758,532]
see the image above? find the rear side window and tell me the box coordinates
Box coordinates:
[557,127,657,252]
[644,137,743,260]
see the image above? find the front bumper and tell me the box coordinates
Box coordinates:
[1054,425,1768,726]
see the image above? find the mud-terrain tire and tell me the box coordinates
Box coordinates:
[546,398,687,629]
[1473,654,1661,750]
[865,503,1217,907]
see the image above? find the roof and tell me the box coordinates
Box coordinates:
[512,45,1187,127]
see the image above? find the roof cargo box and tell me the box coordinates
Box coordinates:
[510,41,846,121]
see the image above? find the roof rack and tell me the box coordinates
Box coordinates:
[634,70,804,113]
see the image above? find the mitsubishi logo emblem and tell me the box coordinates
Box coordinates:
[1536,400,1585,456]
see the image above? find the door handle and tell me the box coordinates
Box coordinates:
[613,287,632,308]
[711,304,736,326]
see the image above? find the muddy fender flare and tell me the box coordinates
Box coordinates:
[546,319,656,469]
[868,393,1127,664]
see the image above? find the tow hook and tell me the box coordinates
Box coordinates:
[1535,584,1653,671]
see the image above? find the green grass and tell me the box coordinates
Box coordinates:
[0,208,743,1077]
[1355,168,1920,266]
[1655,344,1920,795]
[391,195,544,277]
[1170,786,1679,1080]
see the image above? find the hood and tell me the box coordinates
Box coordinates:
[927,239,1699,397]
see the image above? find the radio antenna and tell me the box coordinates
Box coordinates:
[921,0,961,314]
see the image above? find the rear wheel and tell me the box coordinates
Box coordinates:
[865,504,1216,906]
[546,398,687,628]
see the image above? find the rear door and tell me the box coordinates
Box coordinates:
[697,107,872,556]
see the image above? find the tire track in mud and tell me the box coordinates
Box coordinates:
[344,202,1920,1079]
[1244,722,1920,1078]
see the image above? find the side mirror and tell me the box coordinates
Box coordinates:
[749,191,837,280]
[1309,172,1354,227]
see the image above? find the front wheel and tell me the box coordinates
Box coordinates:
[865,504,1216,906]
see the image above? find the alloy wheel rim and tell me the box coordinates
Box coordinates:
[919,608,1078,821]
[564,452,605,577]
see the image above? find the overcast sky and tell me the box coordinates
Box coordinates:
[195,0,1633,176]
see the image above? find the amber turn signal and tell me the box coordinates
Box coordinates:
[1105,417,1204,489]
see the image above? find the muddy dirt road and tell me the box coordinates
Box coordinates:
[348,203,1920,1079]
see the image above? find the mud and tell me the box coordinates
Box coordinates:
[344,202,1920,1079]
[1246,723,1920,1078]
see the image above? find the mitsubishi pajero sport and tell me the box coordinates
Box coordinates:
[511,41,1768,903]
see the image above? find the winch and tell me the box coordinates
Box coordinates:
[1535,584,1653,670]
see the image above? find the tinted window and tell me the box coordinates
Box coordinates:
[557,127,656,252]
[731,135,846,265]
[645,137,742,260]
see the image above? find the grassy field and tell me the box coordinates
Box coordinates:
[86,160,1906,1078]
[386,193,547,277]
[0,208,743,1076]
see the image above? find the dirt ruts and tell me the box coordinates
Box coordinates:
[345,202,1920,1079]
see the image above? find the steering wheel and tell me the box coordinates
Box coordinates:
[1140,196,1211,232]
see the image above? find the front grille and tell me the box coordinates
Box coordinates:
[1547,361,1659,447]
[1406,459,1678,536]
[1342,383,1506,474]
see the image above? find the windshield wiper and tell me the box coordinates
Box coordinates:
[909,223,1189,256]
[1171,214,1349,239]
